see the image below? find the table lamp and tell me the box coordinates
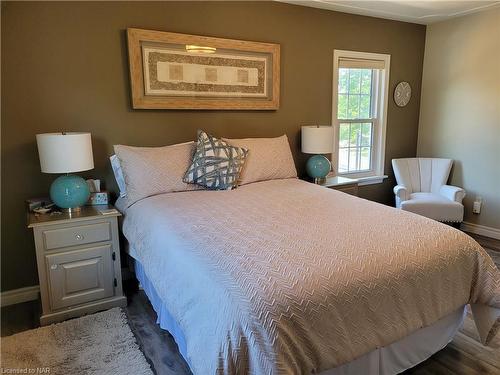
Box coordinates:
[36,132,94,212]
[301,125,333,184]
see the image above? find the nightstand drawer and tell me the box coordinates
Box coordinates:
[43,222,111,250]
[46,245,114,310]
[334,185,359,196]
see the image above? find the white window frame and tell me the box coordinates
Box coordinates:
[332,50,390,184]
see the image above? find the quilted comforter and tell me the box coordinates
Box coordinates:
[122,178,500,374]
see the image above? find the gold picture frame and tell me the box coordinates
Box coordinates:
[127,28,280,110]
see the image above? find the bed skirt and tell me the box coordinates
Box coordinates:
[133,257,466,375]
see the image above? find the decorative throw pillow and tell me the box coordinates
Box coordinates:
[184,130,248,190]
[114,141,200,207]
[223,135,297,185]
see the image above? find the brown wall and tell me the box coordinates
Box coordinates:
[1,1,426,291]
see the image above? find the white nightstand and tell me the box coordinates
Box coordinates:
[320,176,359,196]
[27,205,127,325]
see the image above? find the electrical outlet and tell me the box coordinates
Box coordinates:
[472,196,483,214]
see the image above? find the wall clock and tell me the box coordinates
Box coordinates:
[394,81,411,107]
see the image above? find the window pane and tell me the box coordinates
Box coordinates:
[338,121,373,174]
[339,123,350,147]
[360,147,371,170]
[350,123,360,147]
[360,70,372,94]
[338,94,348,119]
[349,148,359,171]
[348,69,361,94]
[347,95,360,118]
[338,148,349,173]
[359,95,371,119]
[336,64,380,175]
[339,69,349,94]
[338,68,374,120]
[361,123,372,146]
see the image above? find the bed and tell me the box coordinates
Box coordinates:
[119,178,499,374]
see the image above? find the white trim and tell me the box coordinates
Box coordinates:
[1,285,40,307]
[277,1,500,25]
[461,222,500,240]
[332,49,390,180]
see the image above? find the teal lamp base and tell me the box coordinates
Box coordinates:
[306,155,331,184]
[49,174,90,212]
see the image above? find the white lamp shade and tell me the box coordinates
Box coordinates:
[36,132,94,173]
[301,126,334,154]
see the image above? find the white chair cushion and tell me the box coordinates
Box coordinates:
[400,193,464,222]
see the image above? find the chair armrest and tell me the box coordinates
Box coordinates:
[393,185,409,201]
[439,185,466,203]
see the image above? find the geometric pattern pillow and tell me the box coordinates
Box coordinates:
[184,130,248,190]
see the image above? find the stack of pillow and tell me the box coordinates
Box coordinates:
[112,130,297,208]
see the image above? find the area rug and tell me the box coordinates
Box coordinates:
[0,308,153,375]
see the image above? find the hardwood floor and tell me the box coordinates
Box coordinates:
[2,241,499,375]
[403,305,500,375]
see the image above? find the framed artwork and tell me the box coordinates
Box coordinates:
[127,28,280,110]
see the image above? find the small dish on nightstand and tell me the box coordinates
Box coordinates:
[33,206,52,214]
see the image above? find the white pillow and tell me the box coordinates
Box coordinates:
[109,155,127,198]
[114,142,199,207]
[223,135,297,185]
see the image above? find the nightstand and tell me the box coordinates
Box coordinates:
[27,205,127,325]
[320,176,359,196]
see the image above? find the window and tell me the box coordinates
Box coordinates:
[332,50,390,182]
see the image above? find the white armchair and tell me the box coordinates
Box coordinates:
[392,158,465,222]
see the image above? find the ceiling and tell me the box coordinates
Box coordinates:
[279,1,500,24]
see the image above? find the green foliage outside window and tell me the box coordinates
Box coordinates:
[337,68,375,173]
[337,68,373,120]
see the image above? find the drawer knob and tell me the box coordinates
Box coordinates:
[50,264,58,270]
[75,234,84,241]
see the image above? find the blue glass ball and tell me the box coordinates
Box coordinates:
[306,155,331,179]
[50,175,90,209]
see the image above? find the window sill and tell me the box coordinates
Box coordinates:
[357,175,388,186]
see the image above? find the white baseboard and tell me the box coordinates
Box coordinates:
[1,285,40,307]
[461,222,500,240]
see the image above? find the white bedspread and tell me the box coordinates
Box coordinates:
[122,178,500,374]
